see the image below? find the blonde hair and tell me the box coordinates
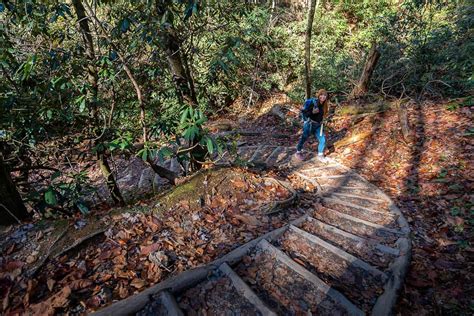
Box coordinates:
[316,89,329,117]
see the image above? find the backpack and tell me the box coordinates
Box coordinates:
[300,97,317,121]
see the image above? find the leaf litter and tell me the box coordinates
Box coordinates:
[0,167,300,314]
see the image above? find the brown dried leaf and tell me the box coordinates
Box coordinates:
[140,243,160,256]
[69,279,93,290]
[130,278,146,289]
[233,214,261,226]
[47,279,55,292]
[29,286,71,316]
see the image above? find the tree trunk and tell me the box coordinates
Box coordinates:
[83,2,178,185]
[164,31,197,105]
[304,0,319,99]
[97,151,125,206]
[72,0,98,115]
[156,0,197,106]
[73,0,125,204]
[147,159,177,184]
[0,153,29,225]
[349,44,381,99]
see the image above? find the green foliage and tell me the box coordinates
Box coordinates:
[32,170,93,216]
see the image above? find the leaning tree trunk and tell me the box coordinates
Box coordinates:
[304,0,319,99]
[0,153,29,225]
[73,0,125,205]
[164,33,198,106]
[349,44,381,99]
[156,1,206,171]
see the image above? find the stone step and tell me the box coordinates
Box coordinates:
[324,192,390,210]
[248,145,265,164]
[299,165,351,177]
[219,263,276,316]
[274,148,296,166]
[257,146,278,163]
[160,291,184,316]
[236,239,363,315]
[312,206,403,245]
[264,146,284,167]
[322,197,398,227]
[237,145,259,161]
[321,185,390,202]
[316,175,374,189]
[298,217,398,268]
[280,225,388,311]
[136,291,183,316]
[177,268,268,315]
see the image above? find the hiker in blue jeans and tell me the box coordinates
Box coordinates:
[295,89,329,161]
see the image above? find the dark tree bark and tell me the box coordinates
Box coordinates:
[0,153,29,225]
[304,0,319,99]
[72,0,98,115]
[73,0,125,205]
[349,44,381,99]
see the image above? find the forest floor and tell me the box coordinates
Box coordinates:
[1,93,472,315]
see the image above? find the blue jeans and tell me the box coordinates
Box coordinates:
[296,121,326,154]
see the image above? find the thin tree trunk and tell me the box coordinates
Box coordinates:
[155,1,206,171]
[72,0,98,115]
[82,1,178,184]
[0,152,29,225]
[304,0,319,99]
[73,0,125,205]
[97,152,125,206]
[349,43,381,99]
[164,33,197,105]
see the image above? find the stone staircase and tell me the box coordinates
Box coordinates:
[92,146,411,316]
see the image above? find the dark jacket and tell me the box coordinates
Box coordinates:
[301,97,324,123]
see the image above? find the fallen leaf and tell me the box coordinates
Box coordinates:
[233,214,261,226]
[130,278,146,289]
[140,243,160,256]
[29,286,71,315]
[195,248,204,256]
[47,279,55,292]
[26,255,37,264]
[69,279,93,290]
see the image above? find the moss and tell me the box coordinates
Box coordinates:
[336,101,390,116]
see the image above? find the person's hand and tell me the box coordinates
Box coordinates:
[312,107,320,114]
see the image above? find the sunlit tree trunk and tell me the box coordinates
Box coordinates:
[304,0,319,99]
[72,0,125,206]
[349,43,381,99]
[0,152,29,225]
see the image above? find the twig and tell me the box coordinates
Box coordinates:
[0,203,22,225]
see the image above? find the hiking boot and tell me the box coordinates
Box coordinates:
[294,152,305,160]
[317,154,328,163]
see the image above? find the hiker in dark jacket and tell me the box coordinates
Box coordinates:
[295,89,329,161]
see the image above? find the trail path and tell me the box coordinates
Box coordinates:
[95,146,411,316]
